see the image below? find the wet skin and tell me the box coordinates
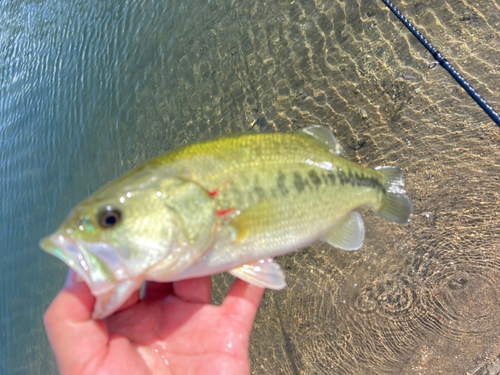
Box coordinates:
[44,270,264,375]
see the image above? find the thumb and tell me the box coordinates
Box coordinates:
[44,270,109,374]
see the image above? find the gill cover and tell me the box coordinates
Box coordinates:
[145,178,218,281]
[41,178,218,319]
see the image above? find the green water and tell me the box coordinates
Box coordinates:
[1,0,499,374]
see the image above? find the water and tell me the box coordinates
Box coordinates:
[1,0,499,374]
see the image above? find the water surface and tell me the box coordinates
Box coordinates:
[1,0,499,374]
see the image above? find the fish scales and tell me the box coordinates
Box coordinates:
[40,126,413,319]
[149,132,385,214]
[144,132,388,277]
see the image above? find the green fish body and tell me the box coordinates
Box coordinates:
[40,126,413,319]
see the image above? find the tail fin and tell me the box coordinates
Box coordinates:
[375,166,413,224]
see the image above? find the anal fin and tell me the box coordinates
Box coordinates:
[324,211,365,251]
[229,258,286,290]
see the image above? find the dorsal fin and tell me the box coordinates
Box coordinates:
[297,125,343,155]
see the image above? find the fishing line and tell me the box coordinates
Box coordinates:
[381,0,500,128]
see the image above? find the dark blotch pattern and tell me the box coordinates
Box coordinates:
[294,172,305,193]
[336,170,385,192]
[281,169,385,196]
[254,176,266,200]
[254,185,266,200]
[277,172,289,196]
[309,170,322,187]
[326,170,336,185]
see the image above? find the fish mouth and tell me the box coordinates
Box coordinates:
[40,233,125,297]
[40,233,142,319]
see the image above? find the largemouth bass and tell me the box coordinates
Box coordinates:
[40,126,413,319]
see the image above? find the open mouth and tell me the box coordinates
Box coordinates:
[40,233,119,296]
[40,233,144,319]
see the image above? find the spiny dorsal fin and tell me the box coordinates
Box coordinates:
[297,125,343,155]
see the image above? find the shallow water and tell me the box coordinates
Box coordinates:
[1,0,499,374]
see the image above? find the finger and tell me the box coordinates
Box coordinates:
[46,270,95,322]
[143,281,173,301]
[44,270,109,374]
[221,279,265,331]
[173,276,212,304]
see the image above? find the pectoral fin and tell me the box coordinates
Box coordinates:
[229,258,286,289]
[324,211,365,251]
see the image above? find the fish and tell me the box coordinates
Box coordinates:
[40,125,413,319]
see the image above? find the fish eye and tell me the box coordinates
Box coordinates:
[98,205,122,228]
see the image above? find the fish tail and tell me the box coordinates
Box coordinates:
[374,166,413,224]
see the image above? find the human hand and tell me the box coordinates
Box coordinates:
[44,270,265,375]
